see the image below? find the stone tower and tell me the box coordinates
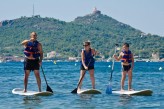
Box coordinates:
[93,7,101,14]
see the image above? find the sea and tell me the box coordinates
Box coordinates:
[0,61,164,109]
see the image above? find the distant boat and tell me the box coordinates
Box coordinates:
[135,59,145,62]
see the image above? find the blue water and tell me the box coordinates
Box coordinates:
[0,62,164,109]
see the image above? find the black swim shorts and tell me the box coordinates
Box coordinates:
[24,58,40,71]
[81,65,94,70]
[122,64,131,72]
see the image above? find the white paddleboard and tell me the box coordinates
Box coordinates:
[77,89,101,94]
[112,89,153,96]
[12,88,53,96]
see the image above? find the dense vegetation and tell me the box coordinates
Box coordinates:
[0,12,163,59]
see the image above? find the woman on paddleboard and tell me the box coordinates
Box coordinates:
[77,41,98,92]
[21,32,43,92]
[113,43,134,91]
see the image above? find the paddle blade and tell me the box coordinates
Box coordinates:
[106,84,112,94]
[46,85,53,93]
[71,88,77,94]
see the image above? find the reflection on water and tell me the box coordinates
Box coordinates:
[77,94,96,109]
[79,94,94,100]
[70,94,98,109]
[119,95,133,106]
[23,96,41,104]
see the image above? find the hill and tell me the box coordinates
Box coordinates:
[0,10,163,59]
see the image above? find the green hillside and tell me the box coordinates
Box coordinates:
[0,11,163,59]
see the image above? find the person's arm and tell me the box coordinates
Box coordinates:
[21,40,29,48]
[81,50,88,70]
[130,53,134,71]
[91,48,98,56]
[113,52,122,61]
[38,43,43,64]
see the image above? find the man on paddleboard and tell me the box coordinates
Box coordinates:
[21,32,43,92]
[113,43,134,91]
[78,41,98,92]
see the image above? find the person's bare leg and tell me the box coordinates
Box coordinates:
[121,72,126,91]
[89,69,95,89]
[128,70,133,91]
[78,70,85,91]
[34,70,41,92]
[24,70,30,92]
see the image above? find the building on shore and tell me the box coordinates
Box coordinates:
[46,51,56,59]
[152,52,159,60]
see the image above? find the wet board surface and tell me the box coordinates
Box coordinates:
[112,89,153,96]
[77,89,101,94]
[12,88,53,96]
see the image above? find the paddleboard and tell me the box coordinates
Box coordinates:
[12,88,53,96]
[77,89,101,94]
[112,89,153,96]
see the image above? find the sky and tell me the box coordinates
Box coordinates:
[0,0,164,36]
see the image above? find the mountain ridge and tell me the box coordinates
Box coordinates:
[0,11,163,59]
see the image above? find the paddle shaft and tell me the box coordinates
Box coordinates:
[109,44,118,81]
[41,66,48,86]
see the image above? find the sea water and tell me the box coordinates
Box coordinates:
[0,61,163,109]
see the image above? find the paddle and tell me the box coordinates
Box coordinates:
[106,44,118,94]
[71,60,91,94]
[41,66,53,93]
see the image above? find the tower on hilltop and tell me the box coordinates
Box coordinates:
[92,7,101,14]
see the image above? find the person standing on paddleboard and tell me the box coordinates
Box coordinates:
[113,43,134,91]
[78,41,98,92]
[21,32,43,92]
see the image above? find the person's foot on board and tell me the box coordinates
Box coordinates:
[23,89,27,93]
[121,89,125,91]
[128,89,134,91]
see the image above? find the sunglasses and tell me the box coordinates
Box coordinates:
[83,45,89,47]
